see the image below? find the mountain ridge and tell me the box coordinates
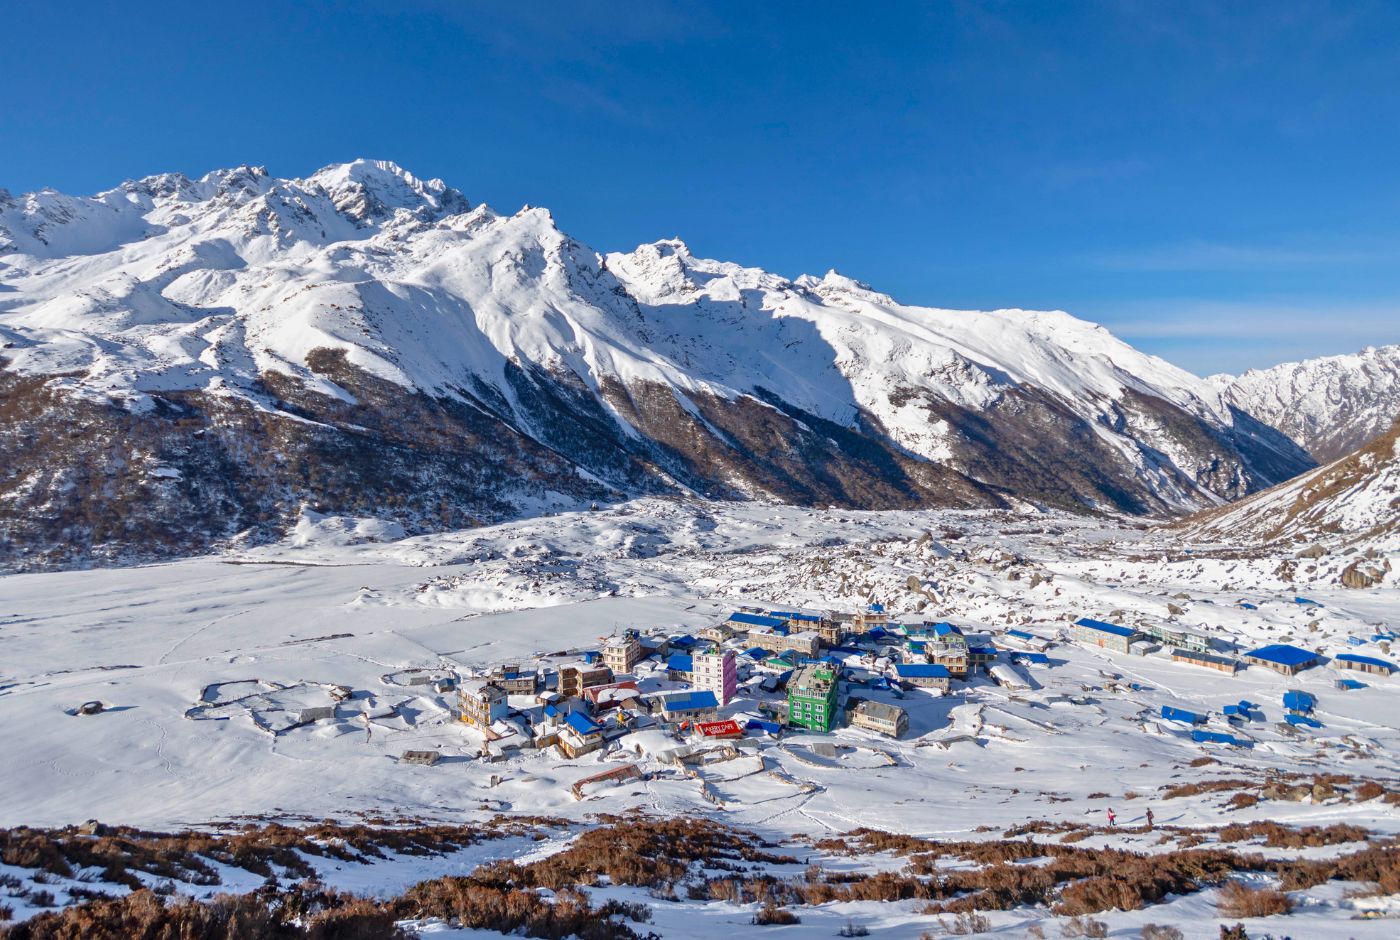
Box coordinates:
[1212,344,1400,463]
[0,160,1319,569]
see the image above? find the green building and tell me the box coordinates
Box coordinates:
[787,663,839,732]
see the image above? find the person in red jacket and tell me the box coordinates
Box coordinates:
[1106,808,1116,827]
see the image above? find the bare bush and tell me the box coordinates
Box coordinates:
[751,902,799,925]
[1140,925,1184,940]
[1060,915,1108,937]
[1215,881,1292,918]
[941,910,991,934]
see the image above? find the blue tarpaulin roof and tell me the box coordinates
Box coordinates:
[968,645,997,656]
[1074,618,1137,639]
[1245,644,1319,667]
[1238,602,1258,610]
[1285,713,1323,729]
[894,663,951,679]
[1283,690,1316,712]
[1007,629,1035,640]
[932,622,963,636]
[1336,679,1365,691]
[743,647,770,660]
[869,603,885,613]
[666,654,693,672]
[1161,705,1206,724]
[1294,597,1322,606]
[669,634,697,649]
[728,613,788,629]
[1192,729,1251,747]
[745,718,783,735]
[1336,653,1396,672]
[1014,652,1050,664]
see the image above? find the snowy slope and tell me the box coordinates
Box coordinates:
[1213,344,1400,462]
[1182,415,1400,553]
[0,161,1313,569]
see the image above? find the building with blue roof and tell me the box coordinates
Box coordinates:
[893,662,951,691]
[1243,644,1320,676]
[1192,729,1251,748]
[557,709,605,758]
[658,689,719,721]
[1073,618,1140,654]
[769,610,822,623]
[1335,653,1396,677]
[728,612,788,630]
[666,654,694,679]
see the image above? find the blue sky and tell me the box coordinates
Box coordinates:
[4,0,1397,375]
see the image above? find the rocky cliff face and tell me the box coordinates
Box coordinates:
[0,160,1314,569]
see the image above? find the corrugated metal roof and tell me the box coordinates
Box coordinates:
[854,700,905,722]
[729,612,788,629]
[1245,644,1319,666]
[1074,618,1137,639]
[660,690,719,712]
[666,654,693,672]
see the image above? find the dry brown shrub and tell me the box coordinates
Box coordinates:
[1225,793,1259,810]
[1161,779,1252,800]
[752,902,799,925]
[1274,842,1400,895]
[1215,880,1292,918]
[1352,781,1385,801]
[1218,821,1367,848]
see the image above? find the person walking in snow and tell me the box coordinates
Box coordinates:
[1145,809,1154,831]
[1106,808,1116,828]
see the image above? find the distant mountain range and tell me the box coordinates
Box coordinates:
[1213,344,1400,463]
[0,159,1388,569]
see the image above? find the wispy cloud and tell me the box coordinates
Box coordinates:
[1091,240,1389,271]
[1095,297,1400,374]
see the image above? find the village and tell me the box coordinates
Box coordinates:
[358,597,1400,798]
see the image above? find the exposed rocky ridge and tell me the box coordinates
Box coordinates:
[0,160,1316,569]
[1213,344,1400,462]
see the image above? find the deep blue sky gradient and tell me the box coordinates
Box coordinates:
[4,0,1398,374]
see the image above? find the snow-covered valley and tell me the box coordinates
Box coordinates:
[2,499,1397,936]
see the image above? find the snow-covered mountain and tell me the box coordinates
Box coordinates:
[0,160,1312,569]
[1182,414,1400,558]
[1213,344,1400,463]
